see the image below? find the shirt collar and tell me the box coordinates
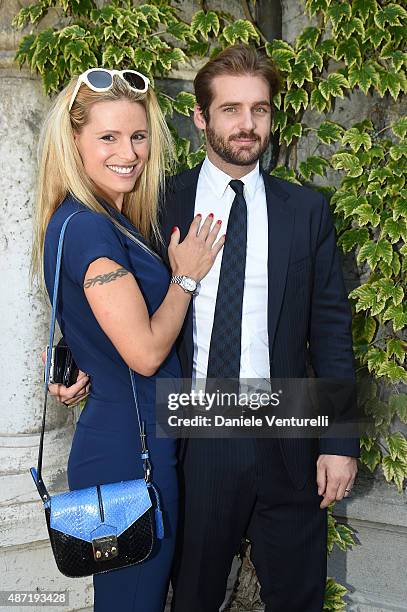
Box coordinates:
[202,156,261,200]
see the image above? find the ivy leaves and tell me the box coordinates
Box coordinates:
[348,61,376,94]
[330,116,407,393]
[353,0,378,21]
[317,121,344,144]
[191,10,219,40]
[12,1,261,130]
[269,3,407,390]
[12,6,177,94]
[268,0,406,163]
[15,24,100,90]
[374,3,407,28]
[331,152,363,177]
[12,1,264,178]
[284,89,308,113]
[265,1,407,497]
[13,1,265,168]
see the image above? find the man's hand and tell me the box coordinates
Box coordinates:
[41,350,90,406]
[317,454,357,509]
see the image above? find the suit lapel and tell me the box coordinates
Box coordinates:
[263,173,311,490]
[176,184,197,239]
[166,163,202,237]
[263,172,295,367]
[168,164,203,378]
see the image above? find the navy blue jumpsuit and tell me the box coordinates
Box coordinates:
[44,196,180,611]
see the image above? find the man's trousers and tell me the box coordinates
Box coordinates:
[171,437,327,612]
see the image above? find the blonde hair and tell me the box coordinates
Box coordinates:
[32,74,175,282]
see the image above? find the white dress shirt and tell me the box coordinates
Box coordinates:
[192,156,270,383]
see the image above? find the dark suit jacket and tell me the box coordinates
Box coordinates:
[159,162,360,489]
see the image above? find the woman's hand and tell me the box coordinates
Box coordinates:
[41,350,90,406]
[168,214,225,282]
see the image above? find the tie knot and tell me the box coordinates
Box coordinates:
[229,179,245,197]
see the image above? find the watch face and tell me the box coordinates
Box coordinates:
[181,277,197,292]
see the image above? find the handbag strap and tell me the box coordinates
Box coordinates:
[32,210,152,503]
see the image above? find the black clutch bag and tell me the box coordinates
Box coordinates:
[47,340,79,387]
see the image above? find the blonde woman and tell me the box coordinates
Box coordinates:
[33,68,224,611]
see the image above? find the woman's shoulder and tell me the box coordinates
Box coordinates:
[47,195,118,239]
[44,196,133,287]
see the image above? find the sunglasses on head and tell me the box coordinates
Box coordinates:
[68,68,150,111]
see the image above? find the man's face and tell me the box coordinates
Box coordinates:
[194,74,272,168]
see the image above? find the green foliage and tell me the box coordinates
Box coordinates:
[222,20,259,45]
[12,0,262,170]
[268,0,407,503]
[172,91,196,116]
[360,436,382,472]
[270,165,302,184]
[323,509,355,609]
[280,122,303,146]
[323,577,348,611]
[327,508,355,555]
[191,10,219,40]
[299,155,329,180]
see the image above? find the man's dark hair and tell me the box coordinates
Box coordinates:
[194,44,282,122]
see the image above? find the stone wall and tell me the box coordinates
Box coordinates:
[278,4,407,611]
[0,1,405,611]
[0,1,93,609]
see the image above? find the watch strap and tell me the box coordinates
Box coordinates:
[170,275,184,285]
[170,275,197,294]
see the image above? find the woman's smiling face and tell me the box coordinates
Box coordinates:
[74,99,149,209]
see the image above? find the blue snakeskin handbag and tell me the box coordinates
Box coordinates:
[30,211,164,578]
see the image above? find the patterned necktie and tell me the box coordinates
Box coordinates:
[206,179,247,381]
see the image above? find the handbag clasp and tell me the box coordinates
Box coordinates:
[92,535,119,561]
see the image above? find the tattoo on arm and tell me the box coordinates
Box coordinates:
[84,267,129,289]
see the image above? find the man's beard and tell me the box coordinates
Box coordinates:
[206,125,270,166]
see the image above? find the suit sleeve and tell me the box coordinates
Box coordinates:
[309,196,360,458]
[156,188,174,268]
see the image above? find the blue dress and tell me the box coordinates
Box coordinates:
[44,195,180,611]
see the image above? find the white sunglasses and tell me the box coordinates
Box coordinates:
[68,68,150,111]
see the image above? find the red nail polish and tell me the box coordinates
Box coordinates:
[172,226,178,233]
[208,213,214,218]
[196,213,202,217]
[217,219,222,224]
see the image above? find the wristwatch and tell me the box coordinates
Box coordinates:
[170,275,198,295]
